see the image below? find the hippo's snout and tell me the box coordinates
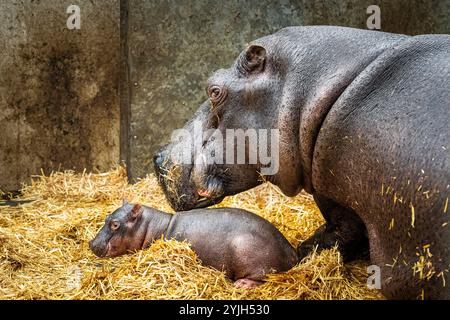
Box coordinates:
[154,142,229,211]
[153,146,199,211]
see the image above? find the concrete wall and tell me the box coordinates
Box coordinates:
[0,0,120,191]
[127,0,450,180]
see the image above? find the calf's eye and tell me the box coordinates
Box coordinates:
[110,220,120,231]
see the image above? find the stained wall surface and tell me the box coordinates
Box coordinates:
[0,0,120,191]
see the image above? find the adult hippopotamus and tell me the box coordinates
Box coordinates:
[89,202,298,288]
[153,26,450,299]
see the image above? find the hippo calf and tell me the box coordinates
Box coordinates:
[89,202,298,288]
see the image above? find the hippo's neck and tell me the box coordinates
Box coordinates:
[276,28,408,194]
[140,207,172,249]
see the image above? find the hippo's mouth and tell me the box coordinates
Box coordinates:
[154,151,228,210]
[193,181,226,208]
[194,195,226,209]
[155,171,226,211]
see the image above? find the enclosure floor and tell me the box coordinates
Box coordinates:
[0,167,383,299]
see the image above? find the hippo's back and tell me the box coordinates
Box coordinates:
[166,208,298,278]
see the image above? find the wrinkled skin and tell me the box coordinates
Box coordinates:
[88,201,165,258]
[90,203,298,287]
[154,26,450,299]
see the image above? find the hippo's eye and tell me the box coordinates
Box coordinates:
[211,87,220,98]
[207,85,227,107]
[110,220,120,231]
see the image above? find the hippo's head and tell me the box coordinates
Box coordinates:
[154,35,302,211]
[89,202,147,258]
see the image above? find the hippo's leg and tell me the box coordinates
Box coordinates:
[234,278,264,289]
[297,193,369,262]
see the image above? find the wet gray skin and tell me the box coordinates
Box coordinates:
[154,26,450,299]
[90,202,299,288]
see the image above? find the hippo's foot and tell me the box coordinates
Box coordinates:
[234,278,264,289]
[297,194,370,263]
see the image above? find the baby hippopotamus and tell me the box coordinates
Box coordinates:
[89,202,299,288]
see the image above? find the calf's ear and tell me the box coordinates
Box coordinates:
[242,44,266,73]
[130,204,143,219]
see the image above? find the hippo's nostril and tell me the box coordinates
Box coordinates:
[153,152,162,168]
[153,148,168,173]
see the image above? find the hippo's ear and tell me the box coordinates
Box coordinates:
[130,204,143,220]
[242,44,266,73]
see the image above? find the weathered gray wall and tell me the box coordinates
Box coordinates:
[127,0,450,180]
[0,0,120,191]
